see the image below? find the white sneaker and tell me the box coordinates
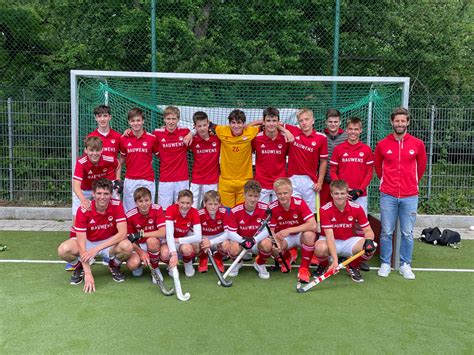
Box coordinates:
[377,263,391,277]
[399,263,416,280]
[132,267,143,277]
[253,262,270,279]
[184,261,195,277]
[228,261,243,277]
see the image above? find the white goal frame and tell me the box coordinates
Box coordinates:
[70,70,409,269]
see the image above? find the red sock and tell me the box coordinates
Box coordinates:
[148,251,160,269]
[110,258,121,268]
[350,253,372,269]
[182,251,196,263]
[256,250,272,265]
[300,243,315,269]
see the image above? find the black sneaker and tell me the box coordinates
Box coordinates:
[312,264,327,278]
[108,263,125,283]
[70,263,84,285]
[346,265,364,283]
[360,261,370,272]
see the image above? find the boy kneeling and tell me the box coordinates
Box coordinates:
[58,178,132,293]
[126,187,167,283]
[314,179,376,283]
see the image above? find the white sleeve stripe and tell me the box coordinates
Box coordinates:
[116,218,126,222]
[73,176,83,181]
[157,222,165,228]
[225,226,237,232]
[75,227,87,231]
[321,224,332,228]
[366,161,374,165]
[329,160,338,165]
[360,221,370,227]
[303,213,313,221]
[320,154,329,158]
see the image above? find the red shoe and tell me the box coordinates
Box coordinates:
[310,255,319,266]
[198,253,208,273]
[214,252,225,273]
[289,248,298,264]
[298,267,311,283]
[279,254,292,273]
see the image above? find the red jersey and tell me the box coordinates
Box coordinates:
[268,197,314,233]
[119,130,158,181]
[252,132,289,189]
[154,127,190,182]
[198,207,228,237]
[189,134,220,184]
[374,133,427,198]
[87,129,122,157]
[285,124,328,183]
[73,154,118,191]
[320,201,369,240]
[74,199,126,242]
[126,204,166,244]
[164,203,200,239]
[226,202,268,239]
[330,141,374,196]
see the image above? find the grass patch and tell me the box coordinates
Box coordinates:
[0,231,473,353]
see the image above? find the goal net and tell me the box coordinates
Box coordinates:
[71,71,409,207]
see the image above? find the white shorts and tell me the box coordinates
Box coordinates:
[284,233,302,249]
[290,175,316,213]
[158,180,189,210]
[190,183,218,209]
[354,196,368,215]
[138,237,166,252]
[123,178,156,213]
[72,190,93,216]
[258,188,276,204]
[84,237,114,261]
[318,236,363,257]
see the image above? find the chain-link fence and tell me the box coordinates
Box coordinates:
[0,1,472,212]
[1,99,472,213]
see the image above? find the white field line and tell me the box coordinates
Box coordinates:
[1,259,473,273]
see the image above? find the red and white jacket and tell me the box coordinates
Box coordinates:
[374,133,427,198]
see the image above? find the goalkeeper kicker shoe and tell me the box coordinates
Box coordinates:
[70,263,84,285]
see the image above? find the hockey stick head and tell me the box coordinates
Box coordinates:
[149,267,175,296]
[171,267,191,302]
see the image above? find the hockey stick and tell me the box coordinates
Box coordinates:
[149,266,175,296]
[296,244,375,293]
[315,191,321,236]
[219,210,272,285]
[206,249,232,287]
[265,223,290,272]
[170,266,191,301]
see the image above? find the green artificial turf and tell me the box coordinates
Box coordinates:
[0,231,473,354]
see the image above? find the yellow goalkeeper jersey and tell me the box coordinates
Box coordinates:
[216,125,259,181]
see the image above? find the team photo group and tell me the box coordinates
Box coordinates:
[58,103,427,297]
